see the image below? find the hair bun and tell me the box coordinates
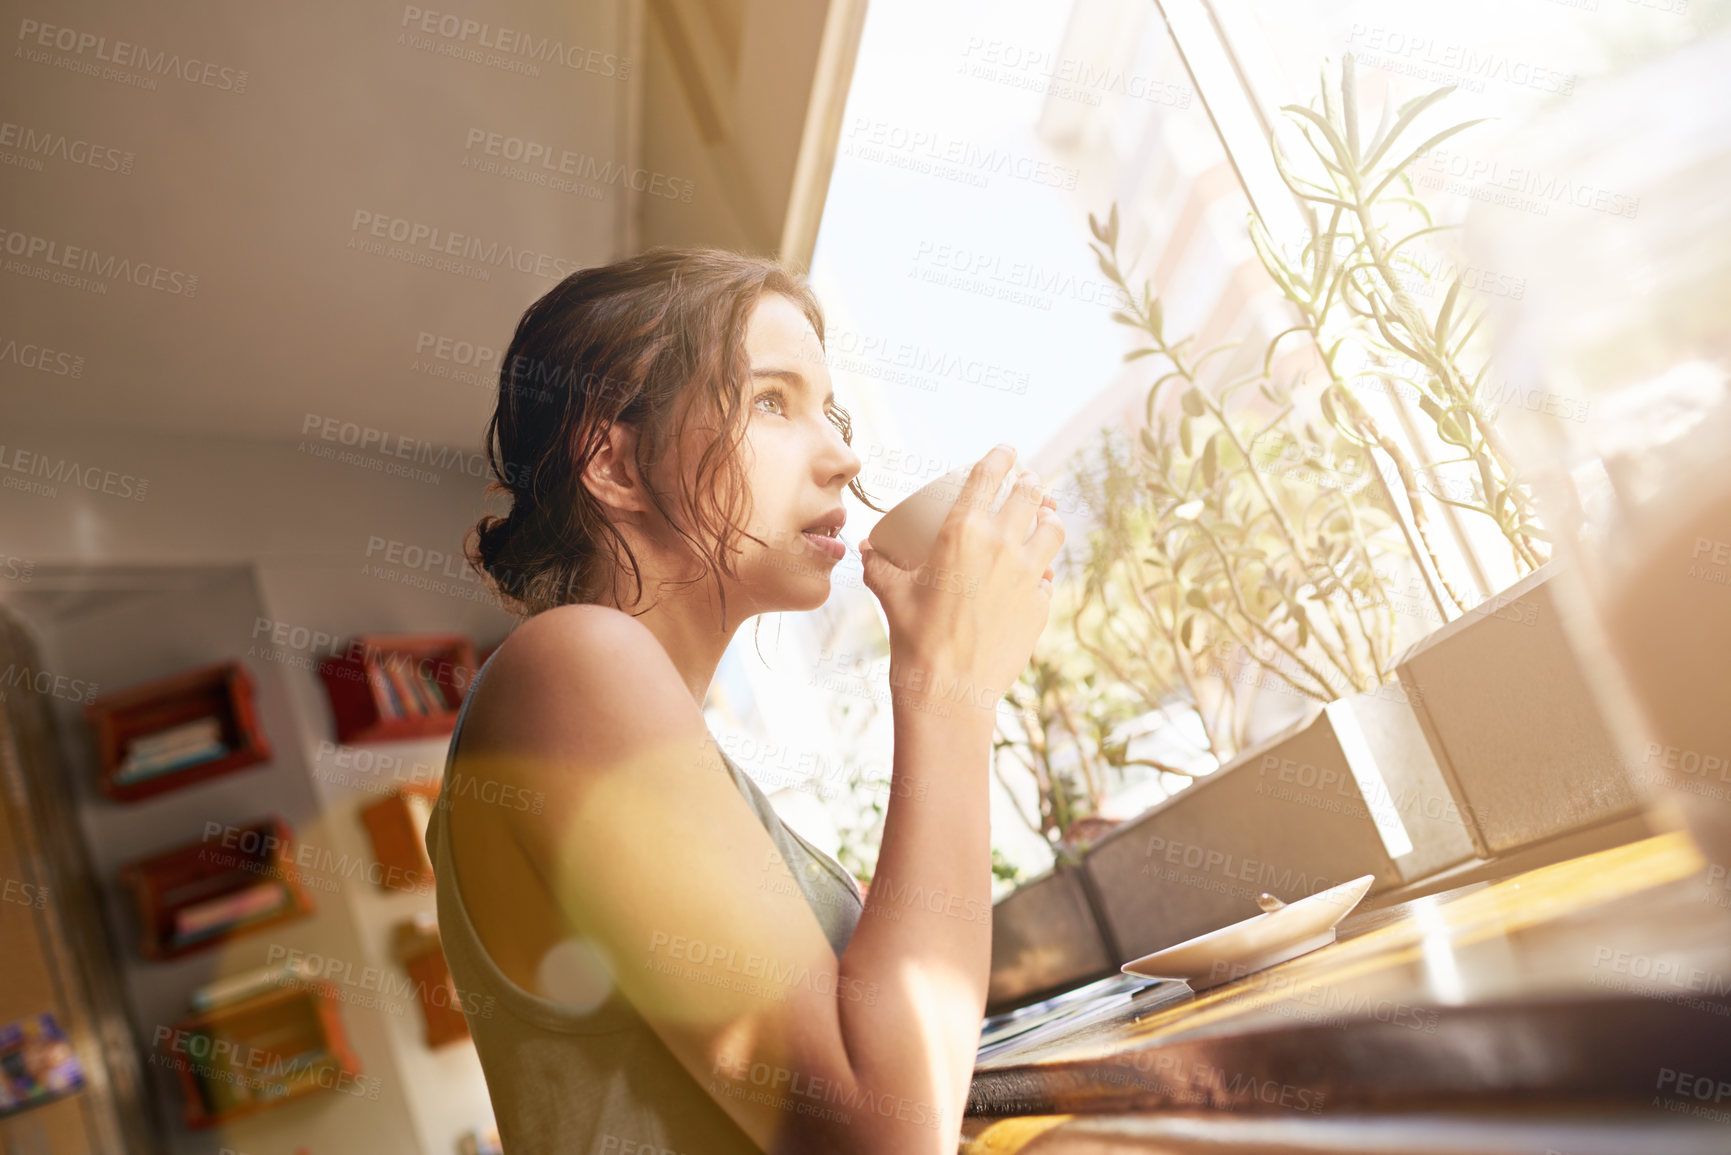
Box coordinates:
[469,510,516,577]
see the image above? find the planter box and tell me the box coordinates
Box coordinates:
[990,565,1633,998]
[1395,565,1642,857]
[987,864,1114,1011]
[1082,703,1411,965]
[1334,685,1480,883]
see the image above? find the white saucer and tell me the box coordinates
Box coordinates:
[1120,874,1376,991]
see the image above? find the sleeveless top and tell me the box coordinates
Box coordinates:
[425,644,864,1153]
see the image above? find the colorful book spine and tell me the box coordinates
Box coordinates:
[391,657,427,716]
[367,661,390,717]
[172,882,287,941]
[411,663,447,712]
[115,742,231,783]
[126,716,222,759]
[189,957,320,1011]
[373,658,406,718]
[118,717,229,780]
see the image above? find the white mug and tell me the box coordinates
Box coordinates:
[865,464,1031,570]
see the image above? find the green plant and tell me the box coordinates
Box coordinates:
[991,848,1024,888]
[990,56,1552,880]
[1256,54,1550,602]
[1064,57,1551,740]
[1078,207,1407,758]
[991,589,1194,861]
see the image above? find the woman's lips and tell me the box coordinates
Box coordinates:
[800,530,846,561]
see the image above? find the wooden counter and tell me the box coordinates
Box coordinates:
[964,833,1731,1152]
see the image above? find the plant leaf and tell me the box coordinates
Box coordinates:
[1438,411,1471,446]
[1341,54,1360,166]
[1362,84,1455,171]
[1320,387,1347,433]
[1434,275,1463,346]
[1282,104,1354,174]
[1367,119,1493,203]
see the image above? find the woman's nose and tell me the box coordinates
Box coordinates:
[827,432,862,488]
[822,428,863,488]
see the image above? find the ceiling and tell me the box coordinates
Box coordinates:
[1,0,859,452]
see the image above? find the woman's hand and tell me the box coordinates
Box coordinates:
[859,445,1064,718]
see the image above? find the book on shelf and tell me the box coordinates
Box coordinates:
[115,741,231,784]
[370,659,404,718]
[259,1046,333,1090]
[189,957,322,1012]
[411,662,447,712]
[117,716,229,781]
[384,656,425,717]
[181,1028,247,1115]
[127,715,222,758]
[158,867,256,911]
[171,882,288,944]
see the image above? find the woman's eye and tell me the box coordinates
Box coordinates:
[754,390,785,415]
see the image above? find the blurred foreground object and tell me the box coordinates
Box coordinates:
[1472,28,1731,866]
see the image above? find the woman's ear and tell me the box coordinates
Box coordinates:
[580,421,649,517]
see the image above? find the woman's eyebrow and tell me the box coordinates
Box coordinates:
[750,365,836,407]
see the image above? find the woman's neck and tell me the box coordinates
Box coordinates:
[605,573,747,710]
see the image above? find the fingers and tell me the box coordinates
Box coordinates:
[1024,503,1065,568]
[858,538,901,585]
[948,444,1019,529]
[997,468,1045,544]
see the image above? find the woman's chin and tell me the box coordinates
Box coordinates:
[741,553,838,612]
[786,572,836,611]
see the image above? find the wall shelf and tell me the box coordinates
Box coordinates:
[358,782,440,894]
[393,912,472,1048]
[318,634,476,745]
[160,981,361,1130]
[83,660,272,802]
[119,815,314,961]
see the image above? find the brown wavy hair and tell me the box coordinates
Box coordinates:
[466,247,879,620]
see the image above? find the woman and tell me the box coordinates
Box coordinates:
[428,248,1065,1154]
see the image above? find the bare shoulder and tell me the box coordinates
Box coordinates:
[499,602,660,668]
[466,604,698,763]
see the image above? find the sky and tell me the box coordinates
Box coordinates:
[808,0,1128,521]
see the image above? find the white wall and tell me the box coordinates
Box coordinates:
[2,418,513,1155]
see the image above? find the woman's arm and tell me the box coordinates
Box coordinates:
[841,444,1065,1140]
[837,697,997,1140]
